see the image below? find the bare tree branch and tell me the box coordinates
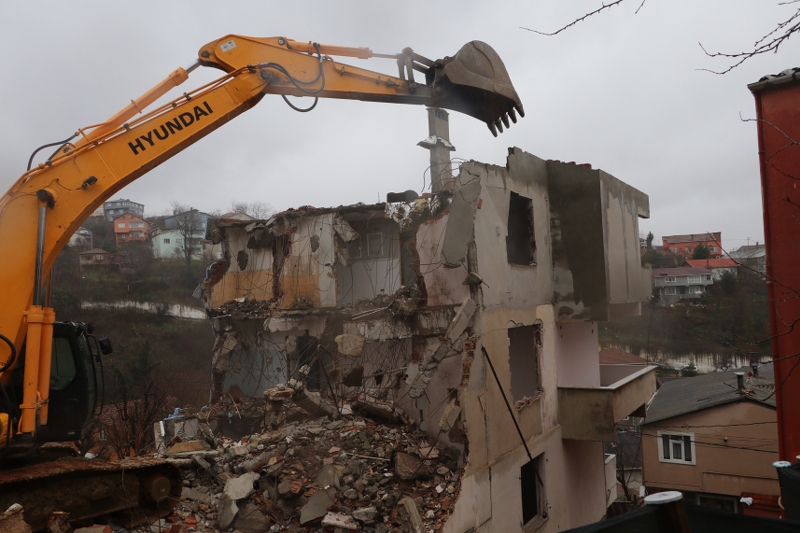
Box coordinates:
[525,1,800,74]
[521,1,631,36]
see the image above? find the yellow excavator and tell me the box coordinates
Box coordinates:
[0,34,523,529]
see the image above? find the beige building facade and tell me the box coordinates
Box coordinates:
[642,367,779,517]
[196,148,656,532]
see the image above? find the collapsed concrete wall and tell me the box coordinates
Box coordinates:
[195,147,653,532]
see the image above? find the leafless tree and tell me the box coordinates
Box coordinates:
[229,200,274,219]
[170,202,204,265]
[522,1,800,74]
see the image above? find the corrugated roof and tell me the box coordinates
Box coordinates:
[644,363,775,424]
[651,266,713,277]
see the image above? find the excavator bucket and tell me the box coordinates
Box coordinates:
[428,41,524,136]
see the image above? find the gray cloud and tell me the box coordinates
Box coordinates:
[2,0,794,251]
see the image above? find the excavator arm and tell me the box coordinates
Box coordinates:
[0,34,522,444]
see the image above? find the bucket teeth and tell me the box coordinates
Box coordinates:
[429,41,523,135]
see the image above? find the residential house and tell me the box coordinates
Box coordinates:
[662,233,723,259]
[113,213,150,246]
[195,148,657,532]
[151,228,203,260]
[729,244,767,276]
[652,266,713,306]
[642,364,779,517]
[77,248,124,269]
[103,198,144,222]
[163,209,213,233]
[67,227,93,249]
[683,258,738,280]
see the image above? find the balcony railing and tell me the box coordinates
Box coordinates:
[558,364,656,441]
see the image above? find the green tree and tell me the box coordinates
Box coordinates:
[646,231,654,249]
[100,237,117,253]
[692,244,710,259]
[719,270,737,295]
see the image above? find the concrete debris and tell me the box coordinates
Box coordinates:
[333,215,359,242]
[408,298,476,399]
[284,380,340,419]
[217,494,238,530]
[45,511,70,533]
[440,178,481,267]
[73,526,111,533]
[223,471,260,500]
[353,393,406,424]
[335,333,365,357]
[230,502,269,533]
[1,504,32,533]
[299,488,335,525]
[398,496,424,533]
[167,440,209,455]
[439,399,462,433]
[142,397,461,533]
[321,511,359,530]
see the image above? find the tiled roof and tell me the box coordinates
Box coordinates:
[651,266,713,277]
[683,258,737,269]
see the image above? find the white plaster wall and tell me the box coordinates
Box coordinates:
[294,214,337,307]
[600,173,652,306]
[468,157,554,311]
[222,322,289,397]
[554,321,601,388]
[415,215,470,307]
[445,426,575,533]
[225,226,274,273]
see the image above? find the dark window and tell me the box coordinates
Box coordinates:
[507,192,535,265]
[51,337,77,391]
[521,455,545,524]
[508,325,542,402]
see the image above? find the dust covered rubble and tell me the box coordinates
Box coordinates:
[156,388,462,533]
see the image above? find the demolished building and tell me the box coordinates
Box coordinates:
[194,147,657,532]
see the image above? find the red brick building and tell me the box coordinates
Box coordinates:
[113,213,150,246]
[662,233,722,259]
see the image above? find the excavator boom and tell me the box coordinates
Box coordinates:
[0,34,523,530]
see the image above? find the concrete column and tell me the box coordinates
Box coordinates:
[418,108,456,193]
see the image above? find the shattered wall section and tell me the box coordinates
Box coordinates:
[335,216,403,305]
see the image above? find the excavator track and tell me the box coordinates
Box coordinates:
[0,456,182,531]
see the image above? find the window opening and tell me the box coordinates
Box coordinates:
[659,432,694,464]
[507,192,535,265]
[508,324,542,402]
[521,454,546,525]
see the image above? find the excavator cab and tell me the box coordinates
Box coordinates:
[2,322,107,459]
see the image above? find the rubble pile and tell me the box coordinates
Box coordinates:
[158,391,462,533]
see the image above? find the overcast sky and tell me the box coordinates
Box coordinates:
[2,1,796,251]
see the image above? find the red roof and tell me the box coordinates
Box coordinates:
[683,258,737,269]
